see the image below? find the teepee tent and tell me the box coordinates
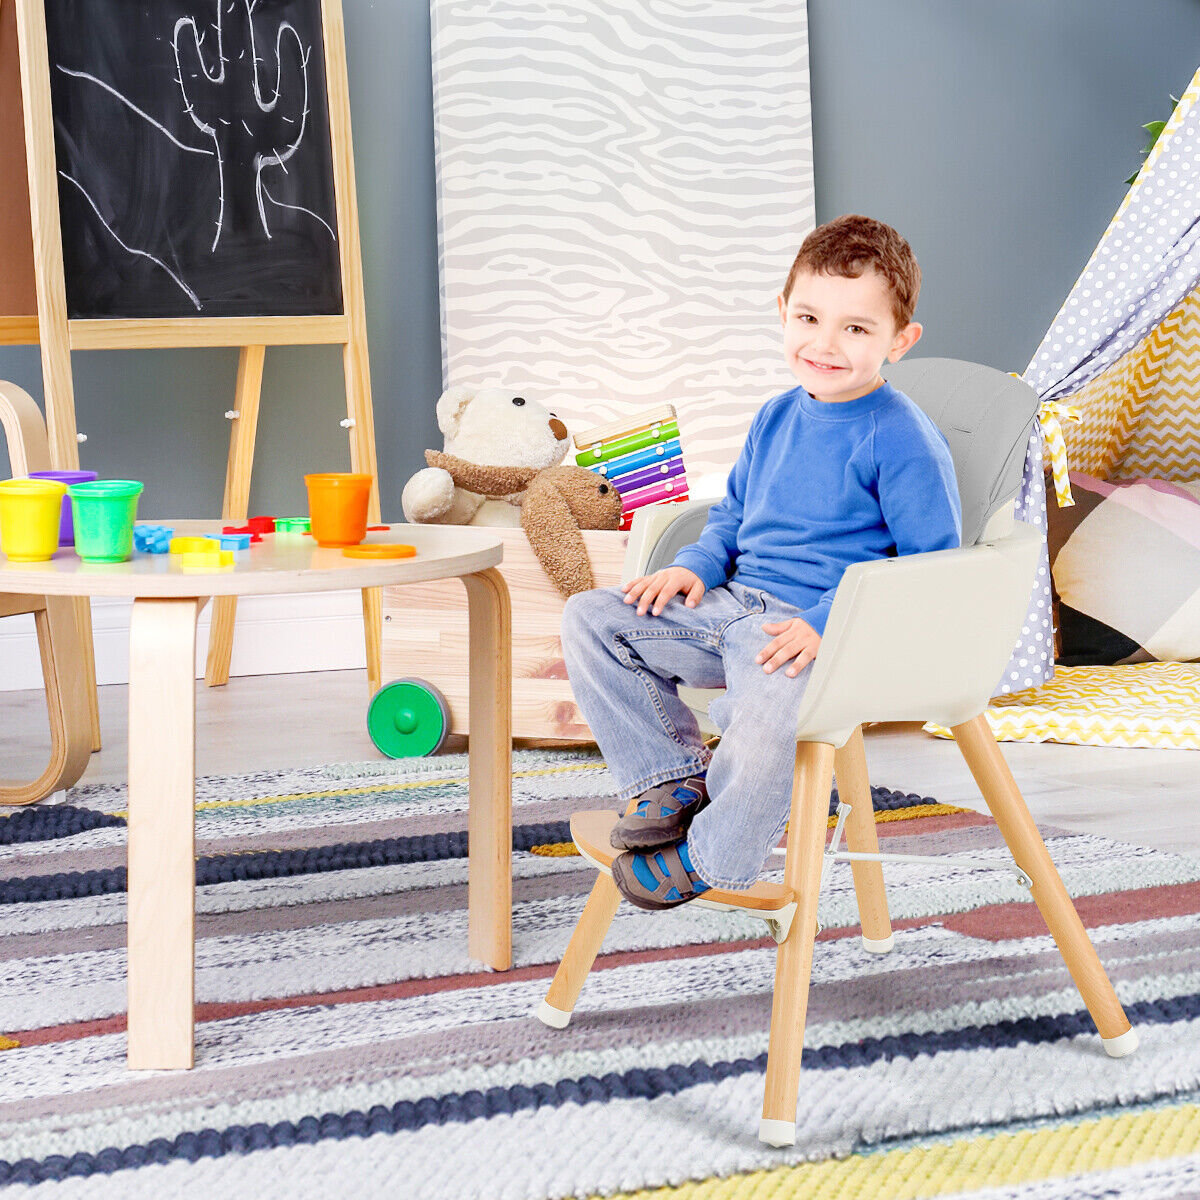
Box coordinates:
[997,65,1200,695]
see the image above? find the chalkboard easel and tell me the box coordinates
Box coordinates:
[0,0,383,718]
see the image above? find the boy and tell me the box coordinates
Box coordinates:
[560,214,961,909]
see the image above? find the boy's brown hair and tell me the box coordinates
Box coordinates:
[783,214,921,329]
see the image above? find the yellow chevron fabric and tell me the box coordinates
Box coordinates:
[926,662,1200,748]
[1118,287,1200,479]
[1060,287,1200,483]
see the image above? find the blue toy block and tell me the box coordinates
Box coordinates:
[133,524,174,554]
[219,533,252,551]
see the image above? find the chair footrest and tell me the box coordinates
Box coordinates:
[570,810,794,913]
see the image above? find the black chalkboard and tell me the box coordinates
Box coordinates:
[44,0,343,319]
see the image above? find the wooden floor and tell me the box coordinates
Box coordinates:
[4,670,1199,855]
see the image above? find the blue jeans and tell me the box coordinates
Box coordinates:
[561,581,814,890]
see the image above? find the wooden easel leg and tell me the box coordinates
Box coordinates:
[952,715,1136,1054]
[205,345,265,688]
[835,726,894,953]
[342,333,383,695]
[361,587,381,694]
[74,601,101,751]
[127,597,200,1069]
[462,568,513,970]
[14,0,100,747]
[761,741,836,1146]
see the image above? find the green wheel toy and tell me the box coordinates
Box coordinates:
[368,678,451,758]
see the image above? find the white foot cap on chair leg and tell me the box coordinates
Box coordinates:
[1103,1028,1139,1058]
[860,932,895,955]
[535,1000,572,1029]
[758,1118,796,1147]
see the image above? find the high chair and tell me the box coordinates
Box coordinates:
[1,380,91,805]
[536,359,1137,1146]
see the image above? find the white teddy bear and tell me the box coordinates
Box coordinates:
[401,385,571,526]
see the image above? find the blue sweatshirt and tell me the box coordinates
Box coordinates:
[672,380,961,636]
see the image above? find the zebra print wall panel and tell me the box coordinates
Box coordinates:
[430,1,814,488]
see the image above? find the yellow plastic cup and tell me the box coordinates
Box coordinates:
[0,478,69,562]
[305,473,373,547]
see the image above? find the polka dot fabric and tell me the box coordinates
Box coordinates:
[998,427,1054,694]
[1007,68,1200,696]
[1024,69,1200,404]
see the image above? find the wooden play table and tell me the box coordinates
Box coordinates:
[0,521,512,1069]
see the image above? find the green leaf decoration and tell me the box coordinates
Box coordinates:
[1125,96,1181,185]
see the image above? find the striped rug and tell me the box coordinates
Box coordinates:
[3,749,1200,1198]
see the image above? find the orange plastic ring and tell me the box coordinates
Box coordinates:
[341,543,417,559]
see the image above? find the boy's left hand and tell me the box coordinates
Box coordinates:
[756,618,820,677]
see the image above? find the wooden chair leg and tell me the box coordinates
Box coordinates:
[834,726,894,953]
[0,598,91,806]
[538,791,649,1027]
[538,873,623,1028]
[953,714,1137,1056]
[761,741,836,1146]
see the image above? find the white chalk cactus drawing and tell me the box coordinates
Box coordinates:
[174,0,311,249]
[54,0,337,310]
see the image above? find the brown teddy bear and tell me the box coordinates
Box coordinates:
[424,450,623,596]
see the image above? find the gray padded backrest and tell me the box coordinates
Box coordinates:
[882,358,1040,546]
[644,358,1040,570]
[644,504,712,574]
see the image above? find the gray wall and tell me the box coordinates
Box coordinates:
[2,1,1198,514]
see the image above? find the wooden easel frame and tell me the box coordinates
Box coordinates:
[3,0,383,709]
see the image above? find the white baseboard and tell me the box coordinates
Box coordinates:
[0,591,367,691]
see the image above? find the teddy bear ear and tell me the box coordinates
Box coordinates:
[436,385,475,437]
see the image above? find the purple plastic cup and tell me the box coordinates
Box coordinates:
[28,470,99,546]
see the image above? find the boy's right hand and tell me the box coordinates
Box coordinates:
[622,566,705,616]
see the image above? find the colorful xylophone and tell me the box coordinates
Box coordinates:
[574,405,689,530]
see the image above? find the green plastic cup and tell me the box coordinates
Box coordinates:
[67,479,144,563]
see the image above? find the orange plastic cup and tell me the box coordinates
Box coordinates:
[0,478,68,562]
[305,473,373,547]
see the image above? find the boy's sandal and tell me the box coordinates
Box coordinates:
[611,843,709,911]
[610,777,709,851]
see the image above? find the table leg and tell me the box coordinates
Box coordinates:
[462,568,512,970]
[126,597,201,1069]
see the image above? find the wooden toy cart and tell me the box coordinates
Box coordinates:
[382,527,626,741]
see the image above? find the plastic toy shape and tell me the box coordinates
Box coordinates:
[341,544,416,559]
[133,524,175,554]
[169,535,221,556]
[218,533,252,551]
[222,524,263,543]
[179,549,235,572]
[275,517,311,533]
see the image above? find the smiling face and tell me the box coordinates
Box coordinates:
[778,268,922,402]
